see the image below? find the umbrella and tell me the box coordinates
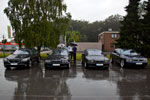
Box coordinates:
[57,43,65,48]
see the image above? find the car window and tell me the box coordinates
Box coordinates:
[87,50,102,56]
[13,50,29,55]
[121,50,138,56]
[52,49,68,56]
[32,49,38,55]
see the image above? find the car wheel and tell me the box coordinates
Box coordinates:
[120,60,125,68]
[110,57,114,64]
[28,60,32,68]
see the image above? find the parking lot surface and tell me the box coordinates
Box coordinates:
[0,58,150,100]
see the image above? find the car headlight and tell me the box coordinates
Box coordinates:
[105,60,109,63]
[45,60,51,63]
[22,58,30,62]
[87,60,94,63]
[126,59,132,62]
[3,58,8,62]
[62,60,69,63]
[143,58,148,62]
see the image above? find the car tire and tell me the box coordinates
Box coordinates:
[120,60,125,68]
[28,60,32,68]
[110,57,114,64]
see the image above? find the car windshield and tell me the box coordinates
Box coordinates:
[121,50,138,56]
[13,50,29,55]
[52,49,68,56]
[87,50,102,56]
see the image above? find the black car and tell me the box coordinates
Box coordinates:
[110,48,148,68]
[82,49,109,69]
[45,48,70,69]
[3,48,40,69]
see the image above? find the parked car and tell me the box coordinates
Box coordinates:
[3,48,40,69]
[45,48,70,69]
[82,49,109,69]
[110,48,148,68]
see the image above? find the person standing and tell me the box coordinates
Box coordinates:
[73,46,77,62]
[68,45,73,60]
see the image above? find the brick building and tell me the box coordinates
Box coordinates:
[98,31,120,52]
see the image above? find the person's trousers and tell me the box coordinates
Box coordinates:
[73,53,76,61]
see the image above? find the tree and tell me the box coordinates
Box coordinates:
[117,0,141,51]
[66,31,80,43]
[4,0,71,52]
[141,0,150,57]
[138,1,147,19]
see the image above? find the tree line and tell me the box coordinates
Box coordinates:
[69,14,122,42]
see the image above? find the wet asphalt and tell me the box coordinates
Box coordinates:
[0,58,150,100]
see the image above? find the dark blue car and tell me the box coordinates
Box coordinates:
[110,48,148,68]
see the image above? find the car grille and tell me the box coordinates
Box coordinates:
[8,59,20,63]
[133,59,143,62]
[51,61,62,63]
[94,61,104,63]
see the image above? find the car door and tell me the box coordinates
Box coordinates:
[31,49,38,61]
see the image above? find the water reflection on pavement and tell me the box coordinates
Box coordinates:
[0,59,150,100]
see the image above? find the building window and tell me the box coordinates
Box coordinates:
[112,34,117,38]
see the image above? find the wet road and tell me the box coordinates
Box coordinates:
[0,58,150,100]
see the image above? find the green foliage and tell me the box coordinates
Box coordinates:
[76,53,82,61]
[0,53,11,58]
[117,0,141,51]
[69,14,122,42]
[2,39,7,44]
[66,31,80,43]
[140,0,150,57]
[40,53,48,59]
[4,0,71,51]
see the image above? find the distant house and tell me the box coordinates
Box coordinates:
[98,31,120,52]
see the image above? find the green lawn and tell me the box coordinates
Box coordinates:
[0,53,11,58]
[76,53,82,61]
[148,58,150,65]
[40,53,49,59]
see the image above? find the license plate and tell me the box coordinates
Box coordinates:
[53,64,60,66]
[136,63,142,65]
[96,64,103,66]
[11,63,18,65]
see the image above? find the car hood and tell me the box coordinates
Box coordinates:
[7,54,30,60]
[122,55,146,59]
[86,56,108,61]
[47,55,69,61]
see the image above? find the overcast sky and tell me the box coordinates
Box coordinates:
[0,0,129,40]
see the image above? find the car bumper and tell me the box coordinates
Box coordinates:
[126,62,148,67]
[45,63,69,68]
[4,62,29,68]
[87,62,109,68]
